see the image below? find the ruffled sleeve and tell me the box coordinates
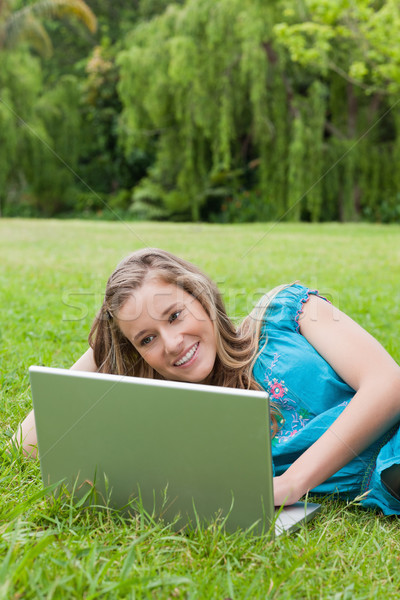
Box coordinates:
[263,284,329,335]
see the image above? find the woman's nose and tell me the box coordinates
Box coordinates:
[162,330,183,356]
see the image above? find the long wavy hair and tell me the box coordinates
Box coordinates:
[89,248,283,434]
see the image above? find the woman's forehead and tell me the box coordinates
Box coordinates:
[118,280,190,321]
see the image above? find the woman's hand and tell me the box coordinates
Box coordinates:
[273,473,307,507]
[11,409,38,458]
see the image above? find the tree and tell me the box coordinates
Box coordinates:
[0,0,96,56]
[274,0,400,220]
[118,0,284,221]
[117,0,400,222]
[0,0,97,216]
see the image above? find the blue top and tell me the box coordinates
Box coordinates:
[252,284,400,515]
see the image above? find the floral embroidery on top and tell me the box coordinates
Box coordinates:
[269,380,287,400]
[265,352,311,445]
[274,404,312,445]
[266,376,296,411]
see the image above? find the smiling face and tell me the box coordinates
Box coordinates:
[115,278,217,384]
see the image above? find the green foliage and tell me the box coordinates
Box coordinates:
[0,89,17,215]
[116,0,400,223]
[29,75,82,214]
[274,0,400,94]
[118,0,284,221]
[130,177,170,219]
[0,49,82,216]
[2,0,400,222]
[0,50,41,215]
[286,115,305,222]
[0,0,97,55]
[0,0,99,216]
[207,189,273,223]
[81,42,153,199]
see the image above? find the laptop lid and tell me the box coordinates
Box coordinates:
[29,366,320,535]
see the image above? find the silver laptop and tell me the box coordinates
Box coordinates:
[29,366,320,536]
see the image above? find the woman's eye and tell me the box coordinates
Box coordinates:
[141,335,154,346]
[169,310,181,323]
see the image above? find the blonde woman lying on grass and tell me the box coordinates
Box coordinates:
[15,248,400,512]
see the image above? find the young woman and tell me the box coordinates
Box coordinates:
[15,248,400,512]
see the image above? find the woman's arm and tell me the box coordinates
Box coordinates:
[12,348,98,458]
[70,347,97,372]
[273,295,400,506]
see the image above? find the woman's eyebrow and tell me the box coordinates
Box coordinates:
[133,329,150,342]
[160,303,179,318]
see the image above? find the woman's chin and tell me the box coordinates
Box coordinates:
[173,366,214,385]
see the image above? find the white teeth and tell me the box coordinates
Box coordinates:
[174,343,199,366]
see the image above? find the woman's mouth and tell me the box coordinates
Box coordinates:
[174,342,199,367]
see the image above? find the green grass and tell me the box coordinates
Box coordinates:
[1,218,400,599]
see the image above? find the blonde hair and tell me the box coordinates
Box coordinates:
[89,248,282,434]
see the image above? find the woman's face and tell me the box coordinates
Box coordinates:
[116,278,217,384]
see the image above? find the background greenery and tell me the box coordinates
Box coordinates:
[1,219,400,598]
[1,0,400,222]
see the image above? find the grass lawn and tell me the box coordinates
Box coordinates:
[1,218,400,599]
